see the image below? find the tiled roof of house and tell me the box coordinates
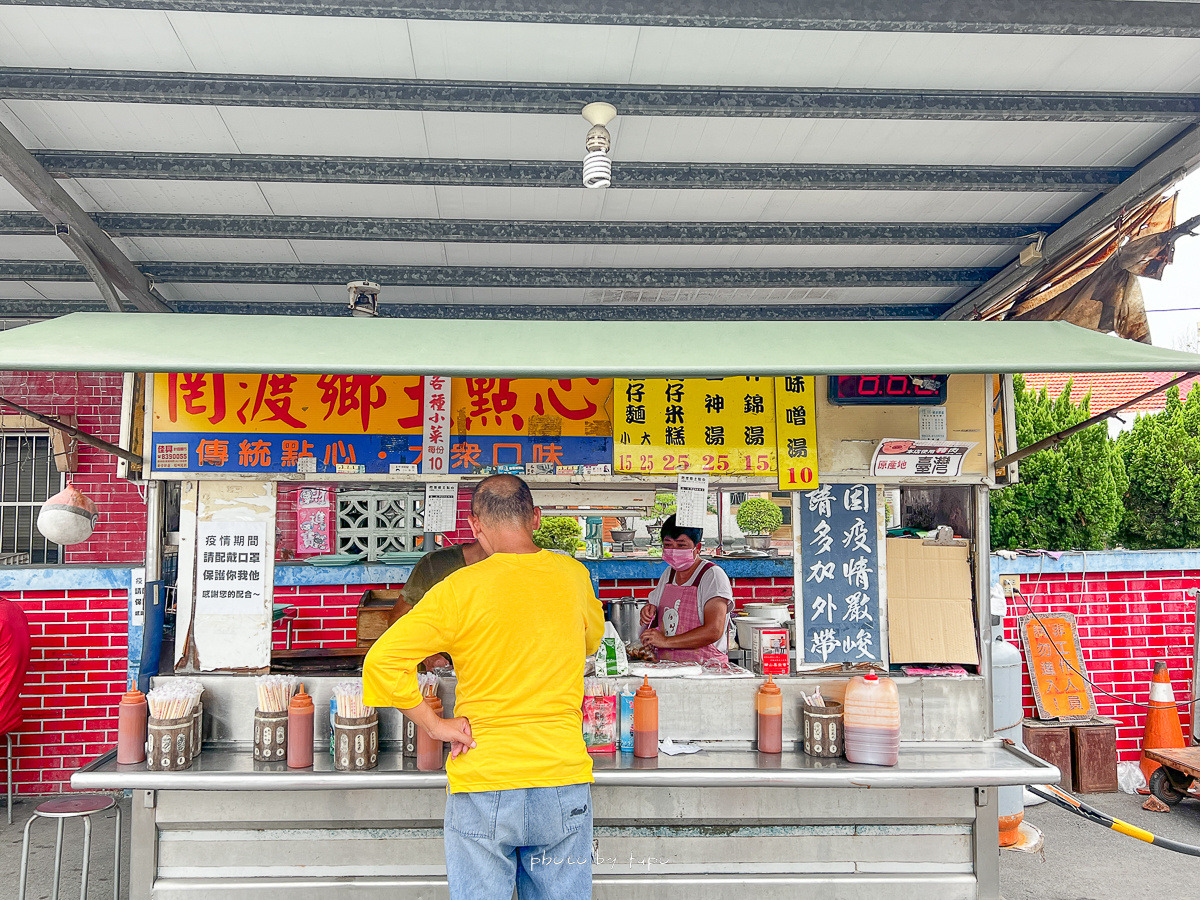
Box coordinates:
[1022,372,1200,416]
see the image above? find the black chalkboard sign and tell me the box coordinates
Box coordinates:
[796,483,886,666]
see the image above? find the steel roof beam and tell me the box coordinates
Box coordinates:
[0,297,956,320]
[0,260,998,287]
[0,211,1054,245]
[5,68,1198,122]
[7,1,1200,37]
[31,151,1129,191]
[944,123,1200,320]
[0,123,170,312]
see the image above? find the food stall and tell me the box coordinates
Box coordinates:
[8,313,1200,900]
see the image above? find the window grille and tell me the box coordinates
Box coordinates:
[336,490,428,560]
[0,434,62,564]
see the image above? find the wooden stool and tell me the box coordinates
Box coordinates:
[18,794,121,900]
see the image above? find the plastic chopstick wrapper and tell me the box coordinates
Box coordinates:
[255,674,299,713]
[146,680,203,720]
[334,681,373,719]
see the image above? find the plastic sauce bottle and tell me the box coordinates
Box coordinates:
[756,675,783,753]
[116,685,148,764]
[287,684,315,769]
[619,685,635,753]
[633,676,658,758]
[416,690,445,771]
[842,672,901,766]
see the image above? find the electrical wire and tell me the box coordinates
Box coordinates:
[1027,783,1200,857]
[1015,553,1199,711]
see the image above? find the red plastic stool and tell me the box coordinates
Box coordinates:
[18,794,121,900]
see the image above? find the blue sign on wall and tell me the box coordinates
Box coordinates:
[797,482,884,666]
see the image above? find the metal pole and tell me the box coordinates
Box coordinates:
[145,481,163,584]
[975,484,994,736]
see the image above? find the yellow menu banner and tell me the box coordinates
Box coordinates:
[774,376,820,490]
[614,377,778,475]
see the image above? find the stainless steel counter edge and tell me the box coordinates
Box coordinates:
[72,743,1058,792]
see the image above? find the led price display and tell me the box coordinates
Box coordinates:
[827,375,948,406]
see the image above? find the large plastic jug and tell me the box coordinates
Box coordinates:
[842,672,900,766]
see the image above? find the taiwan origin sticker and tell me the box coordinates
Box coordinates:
[155,443,190,469]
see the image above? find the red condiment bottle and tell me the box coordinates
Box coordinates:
[633,676,658,758]
[416,689,445,771]
[756,675,783,753]
[117,684,148,764]
[287,684,315,769]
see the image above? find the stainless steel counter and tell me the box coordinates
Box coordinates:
[73,741,1056,792]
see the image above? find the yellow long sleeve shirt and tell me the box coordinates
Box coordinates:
[363,549,605,793]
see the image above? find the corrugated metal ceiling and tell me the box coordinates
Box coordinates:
[0,1,1198,320]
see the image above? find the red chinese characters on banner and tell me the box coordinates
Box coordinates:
[170,373,227,426]
[422,377,451,474]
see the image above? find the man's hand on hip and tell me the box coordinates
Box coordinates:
[429,716,476,759]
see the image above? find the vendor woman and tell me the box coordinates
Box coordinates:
[639,515,733,663]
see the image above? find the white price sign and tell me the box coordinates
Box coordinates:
[423,482,458,533]
[675,473,709,529]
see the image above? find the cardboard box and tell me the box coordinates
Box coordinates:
[750,624,790,676]
[885,539,979,665]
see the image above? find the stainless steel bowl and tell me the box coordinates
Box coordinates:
[605,597,644,646]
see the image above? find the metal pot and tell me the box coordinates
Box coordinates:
[610,529,636,543]
[606,597,644,646]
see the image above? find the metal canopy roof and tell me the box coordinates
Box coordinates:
[3,312,1200,377]
[0,2,1199,322]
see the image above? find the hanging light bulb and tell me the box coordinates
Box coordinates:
[37,481,99,545]
[581,102,617,189]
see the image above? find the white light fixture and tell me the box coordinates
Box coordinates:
[581,102,617,189]
[346,280,381,316]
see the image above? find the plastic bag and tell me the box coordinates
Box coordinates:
[1117,760,1147,794]
[593,621,629,676]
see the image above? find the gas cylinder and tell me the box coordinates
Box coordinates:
[993,630,1025,846]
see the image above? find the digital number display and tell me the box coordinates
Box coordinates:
[827,375,948,406]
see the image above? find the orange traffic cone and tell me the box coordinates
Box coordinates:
[1138,660,1186,788]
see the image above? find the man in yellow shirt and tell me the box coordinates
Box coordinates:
[363,474,605,900]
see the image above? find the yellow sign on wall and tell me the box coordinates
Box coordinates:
[774,376,820,490]
[613,377,778,475]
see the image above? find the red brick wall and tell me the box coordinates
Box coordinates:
[1004,570,1197,762]
[9,589,127,794]
[272,582,398,650]
[0,371,146,565]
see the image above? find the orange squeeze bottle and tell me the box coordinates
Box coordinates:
[633,676,658,759]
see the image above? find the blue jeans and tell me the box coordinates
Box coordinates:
[443,783,593,900]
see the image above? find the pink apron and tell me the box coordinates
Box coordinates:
[647,562,728,664]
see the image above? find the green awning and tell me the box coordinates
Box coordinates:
[2,313,1199,377]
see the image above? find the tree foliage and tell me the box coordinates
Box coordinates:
[1116,385,1200,549]
[532,516,583,553]
[990,375,1126,551]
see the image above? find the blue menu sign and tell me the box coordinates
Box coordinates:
[797,483,885,666]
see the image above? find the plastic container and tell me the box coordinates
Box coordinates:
[287,684,315,769]
[633,676,658,758]
[116,686,148,764]
[253,709,288,762]
[416,691,445,771]
[842,672,901,766]
[756,675,783,753]
[619,686,635,753]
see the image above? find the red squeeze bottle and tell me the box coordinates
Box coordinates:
[117,685,148,764]
[633,676,658,759]
[287,684,315,769]
[416,691,445,771]
[756,675,783,753]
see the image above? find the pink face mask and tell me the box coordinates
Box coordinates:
[662,548,697,571]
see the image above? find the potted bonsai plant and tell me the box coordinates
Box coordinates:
[532,516,583,554]
[736,497,783,551]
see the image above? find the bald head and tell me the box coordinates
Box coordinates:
[471,474,536,528]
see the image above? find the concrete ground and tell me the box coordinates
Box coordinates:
[1002,791,1200,900]
[1,793,130,900]
[0,789,1196,899]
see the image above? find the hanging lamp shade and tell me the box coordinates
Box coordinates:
[37,482,99,545]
